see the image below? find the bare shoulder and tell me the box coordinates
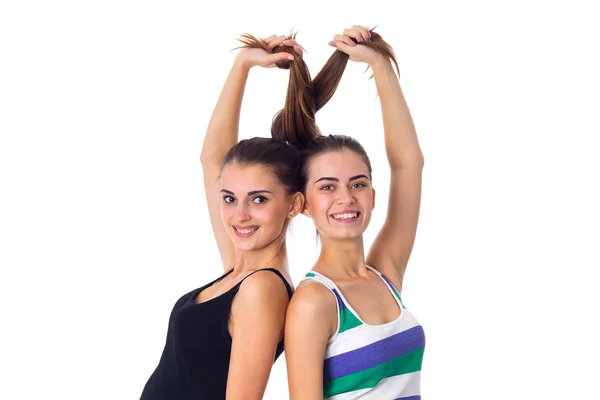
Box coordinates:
[287,280,337,328]
[293,280,335,306]
[236,270,291,305]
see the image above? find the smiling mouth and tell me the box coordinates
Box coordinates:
[330,212,360,222]
[233,226,259,238]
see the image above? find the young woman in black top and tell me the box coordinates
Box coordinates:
[140,34,304,400]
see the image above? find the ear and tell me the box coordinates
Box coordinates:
[371,188,376,210]
[301,206,312,218]
[288,192,305,217]
[300,197,313,218]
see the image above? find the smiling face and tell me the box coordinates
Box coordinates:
[303,149,375,240]
[220,162,301,252]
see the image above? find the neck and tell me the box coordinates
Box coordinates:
[232,235,288,275]
[316,235,368,279]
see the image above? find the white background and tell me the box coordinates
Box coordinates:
[1,1,599,399]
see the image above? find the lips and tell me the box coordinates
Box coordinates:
[232,225,259,238]
[330,211,361,223]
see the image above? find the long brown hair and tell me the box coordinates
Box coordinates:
[237,28,399,190]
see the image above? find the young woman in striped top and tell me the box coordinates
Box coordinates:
[282,26,426,399]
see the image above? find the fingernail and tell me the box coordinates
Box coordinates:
[287,55,294,60]
[328,41,335,47]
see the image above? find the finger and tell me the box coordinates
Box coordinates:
[343,28,364,42]
[268,35,287,49]
[352,25,370,42]
[282,39,304,56]
[334,34,356,46]
[266,51,294,65]
[328,40,354,55]
[351,27,368,42]
[263,34,277,45]
[363,25,372,38]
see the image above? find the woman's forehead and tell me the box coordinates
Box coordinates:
[220,163,281,190]
[309,150,369,177]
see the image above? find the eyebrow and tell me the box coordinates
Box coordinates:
[220,189,273,196]
[248,190,272,196]
[313,174,370,184]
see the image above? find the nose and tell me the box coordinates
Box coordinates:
[235,203,251,222]
[336,186,356,206]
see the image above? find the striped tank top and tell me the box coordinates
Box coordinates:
[303,266,425,400]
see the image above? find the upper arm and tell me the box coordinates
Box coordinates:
[367,164,423,289]
[202,160,236,270]
[225,272,291,400]
[285,282,336,400]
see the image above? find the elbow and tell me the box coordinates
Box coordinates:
[413,146,425,168]
[410,150,425,169]
[390,152,424,171]
[201,142,235,166]
[416,152,425,169]
[199,144,213,164]
[199,151,209,165]
[200,150,221,167]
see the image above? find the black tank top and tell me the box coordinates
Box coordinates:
[140,268,293,400]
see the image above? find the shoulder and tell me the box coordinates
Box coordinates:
[287,279,337,325]
[235,270,291,309]
[295,279,335,303]
[228,271,292,334]
[285,279,337,344]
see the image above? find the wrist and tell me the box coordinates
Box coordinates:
[369,53,390,70]
[233,53,253,73]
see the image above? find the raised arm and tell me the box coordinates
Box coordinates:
[200,35,298,270]
[329,26,424,289]
[367,38,423,290]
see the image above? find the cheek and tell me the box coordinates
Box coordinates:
[253,205,287,225]
[359,191,375,208]
[307,193,332,217]
[221,205,234,221]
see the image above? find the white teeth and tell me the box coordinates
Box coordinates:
[332,212,358,220]
[235,227,257,234]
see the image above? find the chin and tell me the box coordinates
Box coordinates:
[322,227,365,240]
[233,235,280,252]
[233,240,260,252]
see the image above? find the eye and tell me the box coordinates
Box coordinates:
[319,184,335,191]
[223,195,236,204]
[252,196,268,204]
[351,182,367,189]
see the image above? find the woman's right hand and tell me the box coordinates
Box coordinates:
[328,25,385,67]
[236,35,303,70]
